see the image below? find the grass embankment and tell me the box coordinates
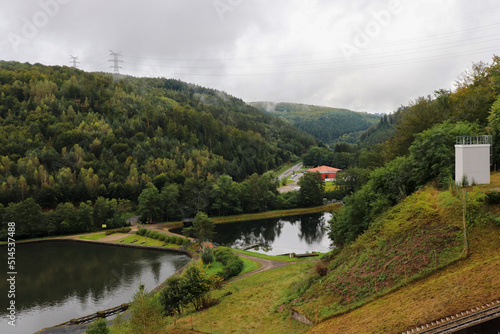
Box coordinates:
[308,225,500,333]
[233,249,322,263]
[204,256,262,277]
[114,235,183,249]
[79,233,107,240]
[299,186,500,333]
[166,262,315,334]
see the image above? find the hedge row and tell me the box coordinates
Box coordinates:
[136,226,190,245]
[214,247,244,280]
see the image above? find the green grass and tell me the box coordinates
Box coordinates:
[293,186,500,328]
[309,225,500,334]
[204,260,225,276]
[78,233,107,240]
[166,262,315,334]
[202,252,262,277]
[240,255,262,274]
[115,235,182,248]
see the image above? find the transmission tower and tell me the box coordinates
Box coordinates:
[69,55,79,68]
[109,50,123,78]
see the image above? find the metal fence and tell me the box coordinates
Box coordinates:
[455,135,492,145]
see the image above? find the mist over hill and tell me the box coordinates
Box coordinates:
[250,102,380,144]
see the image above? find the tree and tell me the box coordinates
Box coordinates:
[159,275,186,316]
[182,211,215,242]
[160,183,180,221]
[119,285,167,334]
[137,183,162,223]
[4,198,44,238]
[180,262,219,311]
[211,174,240,216]
[409,121,482,187]
[298,172,325,207]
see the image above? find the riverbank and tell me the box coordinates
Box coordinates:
[155,203,340,232]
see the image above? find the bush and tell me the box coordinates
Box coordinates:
[486,191,500,205]
[213,247,244,280]
[134,228,189,245]
[201,246,214,265]
[86,318,109,334]
[136,227,147,236]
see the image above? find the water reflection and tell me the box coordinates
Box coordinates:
[0,241,190,333]
[214,212,332,255]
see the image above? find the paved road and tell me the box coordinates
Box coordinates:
[278,162,303,180]
[278,162,304,193]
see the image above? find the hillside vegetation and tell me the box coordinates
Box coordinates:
[0,61,319,239]
[250,102,379,145]
[294,186,478,320]
[307,190,500,333]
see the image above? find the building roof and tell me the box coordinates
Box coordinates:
[307,165,342,173]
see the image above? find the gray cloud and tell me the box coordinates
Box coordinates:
[1,0,499,113]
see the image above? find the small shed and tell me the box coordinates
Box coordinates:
[306,165,342,181]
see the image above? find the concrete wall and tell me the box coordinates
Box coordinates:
[455,144,490,185]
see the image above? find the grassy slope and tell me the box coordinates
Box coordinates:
[293,188,466,320]
[166,262,315,334]
[303,184,500,333]
[308,225,500,333]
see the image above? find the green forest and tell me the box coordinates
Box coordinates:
[0,61,320,240]
[250,102,379,145]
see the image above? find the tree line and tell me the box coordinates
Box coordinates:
[323,55,500,246]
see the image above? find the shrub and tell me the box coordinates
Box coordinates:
[201,246,214,265]
[213,247,244,280]
[86,318,109,334]
[486,191,500,205]
[136,227,147,236]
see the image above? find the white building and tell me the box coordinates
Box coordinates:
[455,135,491,185]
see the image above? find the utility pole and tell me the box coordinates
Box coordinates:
[109,50,123,79]
[69,55,79,68]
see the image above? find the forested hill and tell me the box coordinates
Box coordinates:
[249,102,380,144]
[0,61,317,209]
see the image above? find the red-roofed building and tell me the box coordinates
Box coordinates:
[306,165,342,181]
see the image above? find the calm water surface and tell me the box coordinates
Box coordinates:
[0,241,190,333]
[214,212,333,255]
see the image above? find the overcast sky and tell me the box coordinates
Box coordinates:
[1,0,499,113]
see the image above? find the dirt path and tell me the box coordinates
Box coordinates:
[229,253,292,282]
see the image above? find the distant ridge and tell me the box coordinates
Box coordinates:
[249,102,379,144]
